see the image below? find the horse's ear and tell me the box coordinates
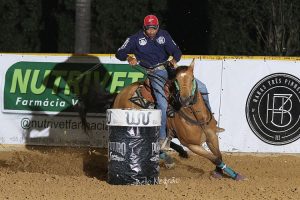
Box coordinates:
[190,58,195,71]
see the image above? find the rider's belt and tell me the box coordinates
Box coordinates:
[146,64,165,73]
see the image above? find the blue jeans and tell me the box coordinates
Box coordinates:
[195,79,211,111]
[150,69,211,139]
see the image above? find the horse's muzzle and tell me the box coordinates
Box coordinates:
[179,96,193,107]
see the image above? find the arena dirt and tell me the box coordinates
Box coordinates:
[0,146,299,200]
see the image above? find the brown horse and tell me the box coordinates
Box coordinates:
[113,59,245,180]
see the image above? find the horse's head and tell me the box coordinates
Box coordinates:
[173,59,197,107]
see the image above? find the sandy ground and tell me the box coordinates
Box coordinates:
[0,145,299,200]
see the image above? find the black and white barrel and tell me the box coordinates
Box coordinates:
[106,109,161,185]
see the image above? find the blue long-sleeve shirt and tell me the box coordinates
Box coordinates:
[116,29,182,68]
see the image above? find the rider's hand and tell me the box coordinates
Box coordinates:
[127,56,138,66]
[169,59,178,68]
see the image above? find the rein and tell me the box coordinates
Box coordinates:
[132,61,176,102]
[178,105,213,126]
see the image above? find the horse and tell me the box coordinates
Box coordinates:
[113,59,245,180]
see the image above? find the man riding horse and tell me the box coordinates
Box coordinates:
[116,14,224,153]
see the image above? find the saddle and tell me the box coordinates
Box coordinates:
[129,79,175,117]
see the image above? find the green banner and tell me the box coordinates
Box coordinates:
[4,61,145,114]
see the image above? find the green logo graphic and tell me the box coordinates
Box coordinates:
[3,61,145,114]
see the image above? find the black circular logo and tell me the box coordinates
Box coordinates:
[246,73,300,145]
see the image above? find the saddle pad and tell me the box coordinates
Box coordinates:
[129,86,155,109]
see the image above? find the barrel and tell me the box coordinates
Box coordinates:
[106,109,161,185]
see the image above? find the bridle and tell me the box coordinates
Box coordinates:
[174,71,213,126]
[174,78,198,106]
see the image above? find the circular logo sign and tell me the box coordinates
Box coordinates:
[246,73,300,145]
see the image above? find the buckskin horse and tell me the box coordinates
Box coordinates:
[113,59,245,180]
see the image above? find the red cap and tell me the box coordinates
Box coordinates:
[143,15,159,28]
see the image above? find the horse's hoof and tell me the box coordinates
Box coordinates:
[164,154,175,169]
[160,151,175,169]
[234,174,247,181]
[210,171,224,179]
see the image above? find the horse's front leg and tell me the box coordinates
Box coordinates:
[204,128,222,161]
[186,144,228,178]
[170,141,188,158]
[187,144,221,166]
[167,121,189,158]
[165,128,189,158]
[187,143,244,181]
[203,128,224,178]
[204,128,245,181]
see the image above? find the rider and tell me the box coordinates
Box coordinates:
[116,14,224,149]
